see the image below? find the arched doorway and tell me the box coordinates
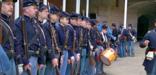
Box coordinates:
[137,15,149,41]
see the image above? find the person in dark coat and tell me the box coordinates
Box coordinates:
[0,0,17,75]
[140,19,156,75]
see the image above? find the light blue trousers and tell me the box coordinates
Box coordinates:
[60,50,68,75]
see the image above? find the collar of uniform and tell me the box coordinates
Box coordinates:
[23,15,33,21]
[72,25,78,28]
[0,14,10,23]
[51,22,55,25]
[60,23,65,27]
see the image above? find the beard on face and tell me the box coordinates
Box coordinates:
[8,9,13,15]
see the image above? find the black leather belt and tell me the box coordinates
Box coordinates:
[6,50,15,58]
[28,50,40,56]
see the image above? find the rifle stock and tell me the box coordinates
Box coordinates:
[71,30,76,75]
[19,0,31,75]
[55,66,60,75]
[47,2,61,75]
[0,0,2,44]
[70,62,74,75]
[88,31,96,66]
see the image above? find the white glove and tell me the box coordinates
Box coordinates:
[70,56,75,64]
[90,45,94,50]
[18,64,24,74]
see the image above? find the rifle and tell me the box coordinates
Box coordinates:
[49,21,60,75]
[0,0,16,60]
[76,27,83,74]
[0,1,2,44]
[0,0,18,74]
[10,1,20,75]
[34,18,47,75]
[19,0,31,75]
[72,29,76,51]
[55,65,60,75]
[88,30,96,66]
[70,28,76,75]
[50,23,61,53]
[47,2,60,75]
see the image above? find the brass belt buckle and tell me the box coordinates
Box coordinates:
[64,45,67,49]
[36,51,40,55]
[10,50,14,53]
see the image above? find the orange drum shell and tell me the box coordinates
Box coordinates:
[100,48,117,66]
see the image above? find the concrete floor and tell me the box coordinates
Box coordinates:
[104,43,146,75]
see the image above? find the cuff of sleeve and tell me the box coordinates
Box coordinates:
[23,58,29,65]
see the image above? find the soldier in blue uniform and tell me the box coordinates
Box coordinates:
[55,11,73,75]
[44,5,61,75]
[63,14,76,75]
[120,24,137,57]
[14,0,45,75]
[78,16,89,75]
[118,26,127,57]
[89,20,105,75]
[111,23,120,52]
[101,25,110,49]
[69,13,81,75]
[36,3,49,75]
[140,20,156,75]
[0,0,17,75]
[0,44,11,75]
[85,19,97,75]
[126,24,137,56]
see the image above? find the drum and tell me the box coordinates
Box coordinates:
[100,48,117,66]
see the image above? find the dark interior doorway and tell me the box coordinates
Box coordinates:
[137,15,149,41]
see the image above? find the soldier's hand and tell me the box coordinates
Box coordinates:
[56,47,61,52]
[61,55,64,65]
[90,45,94,50]
[18,64,24,74]
[51,58,58,67]
[70,56,75,64]
[76,53,80,62]
[24,64,31,71]
[144,40,150,46]
[38,64,45,69]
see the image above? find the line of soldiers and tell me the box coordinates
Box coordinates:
[97,22,137,58]
[112,24,137,57]
[0,0,106,75]
[0,0,137,75]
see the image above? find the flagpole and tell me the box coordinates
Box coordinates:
[62,0,66,11]
[86,0,89,17]
[76,0,80,14]
[123,0,128,29]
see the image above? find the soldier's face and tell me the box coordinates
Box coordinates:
[128,26,131,30]
[26,6,38,17]
[1,2,13,16]
[70,19,77,26]
[39,9,49,20]
[103,29,107,33]
[50,14,59,22]
[81,20,86,27]
[86,22,90,29]
[60,17,69,25]
[77,18,82,26]
[88,23,92,29]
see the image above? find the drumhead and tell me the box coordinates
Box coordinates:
[101,56,111,66]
